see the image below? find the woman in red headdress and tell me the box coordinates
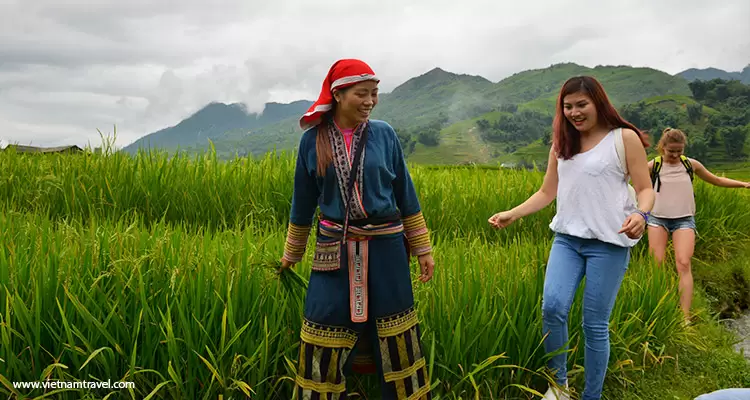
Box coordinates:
[280,59,435,399]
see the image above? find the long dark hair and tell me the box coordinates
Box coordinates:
[315,119,333,177]
[315,87,360,177]
[552,76,649,159]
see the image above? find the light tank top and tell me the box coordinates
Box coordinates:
[651,160,696,218]
[549,129,640,248]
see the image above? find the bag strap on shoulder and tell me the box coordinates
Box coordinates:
[651,155,663,192]
[341,124,369,244]
[680,155,694,181]
[614,127,628,179]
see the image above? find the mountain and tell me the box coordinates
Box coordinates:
[403,63,693,164]
[124,67,497,156]
[371,68,494,128]
[486,63,692,110]
[123,62,698,162]
[122,100,312,154]
[677,65,750,85]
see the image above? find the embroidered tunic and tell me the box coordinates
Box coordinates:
[283,119,432,263]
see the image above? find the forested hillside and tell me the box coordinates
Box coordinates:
[121,63,750,169]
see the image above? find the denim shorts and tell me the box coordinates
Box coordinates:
[647,215,696,233]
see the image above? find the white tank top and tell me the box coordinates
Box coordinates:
[549,129,641,248]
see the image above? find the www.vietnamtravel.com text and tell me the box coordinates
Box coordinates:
[12,379,135,391]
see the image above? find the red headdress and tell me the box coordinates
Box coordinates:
[299,59,379,130]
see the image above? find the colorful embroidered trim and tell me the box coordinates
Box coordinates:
[348,239,369,323]
[312,239,340,271]
[377,308,420,337]
[295,312,431,399]
[295,320,356,399]
[402,212,432,256]
[283,222,311,263]
[376,308,432,399]
[300,319,358,349]
[328,121,368,220]
[313,218,404,272]
[318,221,405,239]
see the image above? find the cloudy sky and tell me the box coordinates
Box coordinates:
[1,0,748,149]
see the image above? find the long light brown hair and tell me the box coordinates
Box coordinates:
[657,127,687,155]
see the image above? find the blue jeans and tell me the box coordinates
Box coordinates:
[695,389,750,400]
[543,233,630,400]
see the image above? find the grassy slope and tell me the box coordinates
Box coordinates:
[407,64,696,165]
[603,189,750,399]
[603,319,750,400]
[408,111,511,164]
[603,241,750,400]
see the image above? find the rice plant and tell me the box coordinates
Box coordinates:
[0,147,748,399]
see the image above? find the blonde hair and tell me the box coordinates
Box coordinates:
[657,127,687,155]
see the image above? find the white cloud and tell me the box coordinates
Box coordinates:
[0,0,748,148]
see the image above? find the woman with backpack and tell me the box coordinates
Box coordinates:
[647,127,750,324]
[489,76,655,400]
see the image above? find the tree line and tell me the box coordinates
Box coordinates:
[393,113,449,155]
[392,78,748,163]
[621,78,749,160]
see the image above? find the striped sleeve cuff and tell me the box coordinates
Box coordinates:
[402,211,432,256]
[283,223,312,263]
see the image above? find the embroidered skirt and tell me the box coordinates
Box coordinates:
[293,221,432,400]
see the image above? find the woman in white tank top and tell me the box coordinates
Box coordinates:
[488,76,655,400]
[647,127,750,324]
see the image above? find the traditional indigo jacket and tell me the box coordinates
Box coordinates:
[283,119,431,262]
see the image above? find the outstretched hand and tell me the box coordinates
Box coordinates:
[417,254,434,283]
[618,213,646,239]
[488,211,517,229]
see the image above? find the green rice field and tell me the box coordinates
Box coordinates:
[1,146,749,399]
